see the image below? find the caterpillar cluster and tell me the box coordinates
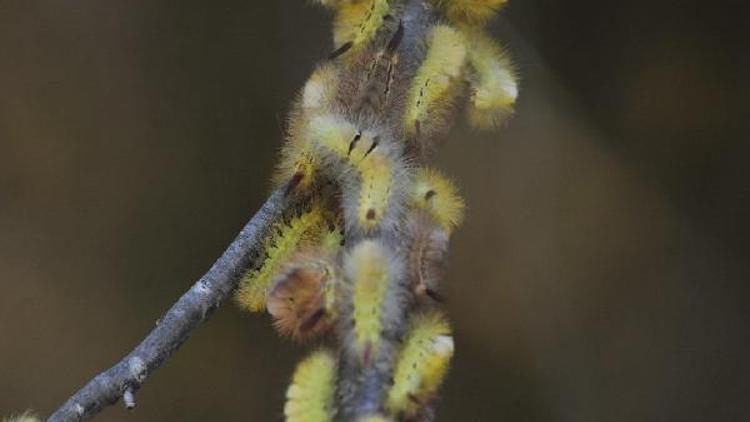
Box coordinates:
[236,0,516,420]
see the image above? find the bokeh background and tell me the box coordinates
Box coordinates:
[1,1,748,420]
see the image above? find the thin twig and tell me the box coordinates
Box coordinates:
[47,185,288,422]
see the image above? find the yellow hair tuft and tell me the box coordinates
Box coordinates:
[435,0,508,25]
[410,168,465,233]
[464,30,518,129]
[284,350,337,422]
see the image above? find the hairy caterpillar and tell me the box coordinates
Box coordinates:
[308,114,410,234]
[236,203,338,312]
[404,24,468,144]
[284,349,337,422]
[342,239,409,366]
[386,311,453,417]
[239,0,518,419]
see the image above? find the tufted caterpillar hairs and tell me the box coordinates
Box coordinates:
[464,29,518,129]
[235,0,517,419]
[235,200,342,312]
[403,24,468,143]
[284,349,338,422]
[34,0,521,420]
[434,0,509,25]
[386,311,454,418]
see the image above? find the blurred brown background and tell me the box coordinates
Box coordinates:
[1,1,748,420]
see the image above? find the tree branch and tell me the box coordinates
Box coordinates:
[48,185,289,422]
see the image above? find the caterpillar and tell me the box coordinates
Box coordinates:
[308,114,410,234]
[341,239,409,366]
[236,203,336,312]
[284,349,338,422]
[386,311,454,417]
[403,24,468,145]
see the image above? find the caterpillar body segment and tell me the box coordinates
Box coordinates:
[274,64,341,192]
[463,30,518,129]
[409,167,465,234]
[236,204,333,312]
[267,251,342,341]
[405,211,450,304]
[404,24,468,144]
[433,0,508,25]
[308,114,411,234]
[284,349,338,422]
[341,239,410,366]
[386,312,454,417]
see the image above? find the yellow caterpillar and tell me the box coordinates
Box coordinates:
[386,312,454,417]
[308,114,408,234]
[342,239,407,365]
[404,24,468,142]
[236,203,334,312]
[284,350,337,422]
